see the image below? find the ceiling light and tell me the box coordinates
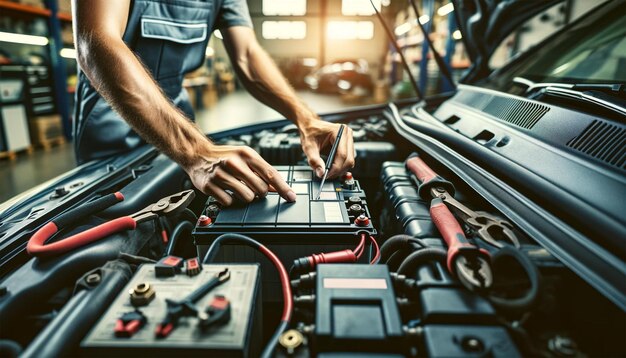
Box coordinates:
[205,46,214,57]
[452,30,462,40]
[60,48,76,59]
[394,22,412,36]
[214,30,223,39]
[0,31,48,46]
[437,3,454,16]
[419,15,430,25]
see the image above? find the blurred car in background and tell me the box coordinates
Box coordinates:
[304,59,373,95]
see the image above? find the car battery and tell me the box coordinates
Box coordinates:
[194,166,377,301]
[81,264,261,357]
[380,161,439,238]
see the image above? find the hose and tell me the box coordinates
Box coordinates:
[166,221,194,256]
[202,233,292,358]
[380,234,426,263]
[397,247,447,276]
[488,246,542,313]
[386,248,414,272]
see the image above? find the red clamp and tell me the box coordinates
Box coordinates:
[155,255,184,277]
[186,257,203,276]
[199,295,231,330]
[114,310,147,338]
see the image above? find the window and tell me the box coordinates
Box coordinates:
[327,21,374,40]
[341,0,381,16]
[263,0,307,16]
[262,21,307,40]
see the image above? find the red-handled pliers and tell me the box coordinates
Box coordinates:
[431,198,492,291]
[27,190,195,258]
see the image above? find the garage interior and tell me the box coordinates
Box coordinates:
[0,0,598,202]
[0,1,624,357]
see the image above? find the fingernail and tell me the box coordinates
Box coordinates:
[316,167,324,178]
[286,190,297,202]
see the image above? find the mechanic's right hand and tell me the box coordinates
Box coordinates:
[184,145,296,206]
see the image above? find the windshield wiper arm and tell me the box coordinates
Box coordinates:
[513,77,626,96]
[512,77,626,120]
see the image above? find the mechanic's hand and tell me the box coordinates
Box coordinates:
[300,120,355,179]
[185,145,296,206]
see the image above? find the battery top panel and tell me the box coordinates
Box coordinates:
[194,166,375,241]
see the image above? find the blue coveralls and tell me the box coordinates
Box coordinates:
[73,0,252,164]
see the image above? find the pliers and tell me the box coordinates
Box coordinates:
[406,153,520,249]
[27,190,195,258]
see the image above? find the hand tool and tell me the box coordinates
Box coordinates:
[316,124,345,200]
[431,198,493,291]
[155,268,230,338]
[198,295,231,330]
[405,153,520,248]
[27,190,195,258]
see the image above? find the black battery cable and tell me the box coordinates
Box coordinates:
[166,221,194,256]
[202,233,292,358]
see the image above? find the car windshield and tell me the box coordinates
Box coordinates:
[481,1,626,92]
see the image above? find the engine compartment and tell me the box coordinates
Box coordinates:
[0,104,624,357]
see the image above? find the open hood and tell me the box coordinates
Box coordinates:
[453,0,564,83]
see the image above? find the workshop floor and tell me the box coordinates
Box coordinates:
[0,90,352,203]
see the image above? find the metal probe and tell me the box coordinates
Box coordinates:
[315,124,345,200]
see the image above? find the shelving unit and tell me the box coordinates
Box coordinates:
[0,0,73,140]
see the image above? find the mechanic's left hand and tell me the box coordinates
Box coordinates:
[300,119,355,179]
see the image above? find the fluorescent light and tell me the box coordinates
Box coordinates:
[328,21,374,40]
[437,3,454,16]
[302,57,317,66]
[60,48,76,59]
[0,31,48,46]
[263,0,306,16]
[419,15,430,25]
[205,46,214,57]
[214,30,223,39]
[452,30,462,40]
[394,22,412,36]
[342,0,380,16]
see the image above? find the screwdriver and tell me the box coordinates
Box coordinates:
[315,124,345,200]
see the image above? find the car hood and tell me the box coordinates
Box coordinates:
[452,0,564,82]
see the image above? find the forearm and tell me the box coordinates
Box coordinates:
[230,41,318,128]
[76,33,210,168]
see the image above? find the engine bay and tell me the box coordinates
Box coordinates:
[0,103,624,357]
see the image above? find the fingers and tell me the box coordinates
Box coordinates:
[304,143,325,178]
[244,150,297,202]
[202,181,234,206]
[222,156,269,198]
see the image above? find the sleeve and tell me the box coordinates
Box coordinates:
[215,0,253,30]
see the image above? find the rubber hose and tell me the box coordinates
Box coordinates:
[166,221,194,256]
[397,247,447,276]
[179,208,198,223]
[380,235,416,263]
[0,340,21,357]
[488,246,542,314]
[386,248,414,272]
